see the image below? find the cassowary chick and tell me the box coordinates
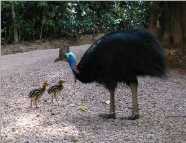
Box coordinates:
[28,81,48,108]
[47,80,65,105]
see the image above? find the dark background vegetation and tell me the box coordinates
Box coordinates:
[1,1,186,67]
[1,1,150,43]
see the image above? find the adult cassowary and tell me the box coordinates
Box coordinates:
[65,30,166,120]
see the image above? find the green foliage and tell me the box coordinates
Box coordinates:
[1,1,151,44]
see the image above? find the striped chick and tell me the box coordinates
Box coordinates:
[28,81,48,108]
[47,80,65,105]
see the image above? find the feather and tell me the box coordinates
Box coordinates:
[70,30,165,85]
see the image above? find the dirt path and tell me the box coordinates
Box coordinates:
[1,45,186,143]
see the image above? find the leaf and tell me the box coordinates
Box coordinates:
[79,104,88,112]
[103,100,110,105]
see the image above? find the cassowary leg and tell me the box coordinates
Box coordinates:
[99,86,116,119]
[109,89,116,118]
[129,82,139,120]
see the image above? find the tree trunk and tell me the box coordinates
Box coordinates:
[54,42,69,62]
[40,18,45,40]
[11,2,19,43]
[40,7,47,40]
[148,2,186,67]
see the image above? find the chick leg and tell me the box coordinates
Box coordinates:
[54,92,59,106]
[51,95,54,104]
[30,98,33,108]
[35,99,38,108]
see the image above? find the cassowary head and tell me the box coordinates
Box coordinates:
[65,52,79,80]
[42,81,49,89]
[58,80,65,85]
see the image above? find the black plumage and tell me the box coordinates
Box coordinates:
[66,30,166,120]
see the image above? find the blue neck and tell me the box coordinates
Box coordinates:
[67,54,77,72]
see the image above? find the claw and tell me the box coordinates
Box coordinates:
[120,114,139,120]
[99,113,116,119]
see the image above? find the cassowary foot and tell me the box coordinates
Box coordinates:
[99,113,116,119]
[127,114,140,120]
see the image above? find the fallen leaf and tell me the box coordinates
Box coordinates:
[103,100,110,105]
[79,104,88,112]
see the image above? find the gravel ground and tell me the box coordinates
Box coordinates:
[0,44,186,143]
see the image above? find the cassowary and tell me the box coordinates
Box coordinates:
[65,30,166,120]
